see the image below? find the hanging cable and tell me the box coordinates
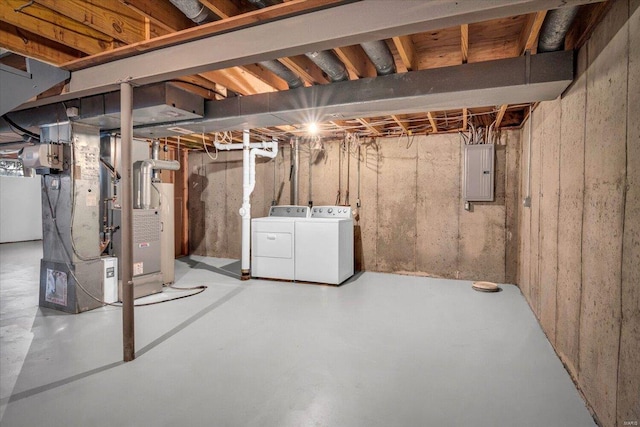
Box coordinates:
[2,114,40,140]
[202,131,218,160]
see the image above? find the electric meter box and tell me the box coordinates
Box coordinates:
[463,144,494,202]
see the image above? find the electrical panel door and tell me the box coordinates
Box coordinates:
[463,144,494,202]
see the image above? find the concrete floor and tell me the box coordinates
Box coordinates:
[0,241,595,427]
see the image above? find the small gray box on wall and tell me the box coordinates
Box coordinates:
[463,144,494,202]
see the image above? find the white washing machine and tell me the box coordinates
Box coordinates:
[251,206,309,281]
[295,206,354,285]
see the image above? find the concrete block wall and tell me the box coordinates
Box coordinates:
[189,130,520,284]
[517,1,640,426]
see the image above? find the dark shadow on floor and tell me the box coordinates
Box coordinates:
[176,256,241,280]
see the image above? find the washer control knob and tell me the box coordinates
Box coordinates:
[286,207,291,213]
[319,208,323,213]
[328,208,333,214]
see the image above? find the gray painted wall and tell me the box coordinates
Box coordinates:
[518,1,640,425]
[0,176,43,243]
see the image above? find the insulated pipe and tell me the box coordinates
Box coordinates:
[305,51,349,82]
[247,0,346,85]
[120,81,135,363]
[247,0,277,7]
[537,6,580,52]
[169,0,214,24]
[258,60,304,89]
[360,40,395,75]
[172,0,301,89]
[138,159,180,209]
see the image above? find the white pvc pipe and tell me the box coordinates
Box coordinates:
[240,130,251,278]
[214,132,277,278]
[214,141,271,151]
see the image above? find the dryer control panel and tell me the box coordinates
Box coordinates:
[269,205,309,217]
[311,206,352,218]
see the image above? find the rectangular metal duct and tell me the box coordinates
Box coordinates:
[74,83,204,130]
[133,50,574,138]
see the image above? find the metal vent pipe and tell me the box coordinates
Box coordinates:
[247,0,278,8]
[305,51,349,82]
[258,60,304,89]
[169,0,215,24]
[537,6,580,53]
[360,40,395,75]
[173,0,303,89]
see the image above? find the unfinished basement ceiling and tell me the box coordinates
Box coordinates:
[0,0,611,148]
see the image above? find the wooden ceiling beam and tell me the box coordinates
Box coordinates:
[460,24,469,64]
[462,108,468,131]
[391,114,409,133]
[356,118,383,135]
[1,0,119,55]
[427,112,438,133]
[122,0,281,95]
[517,11,547,55]
[120,0,193,32]
[242,63,288,91]
[199,0,241,19]
[67,0,345,70]
[495,104,508,128]
[565,1,613,51]
[0,22,81,64]
[280,55,329,85]
[392,35,416,71]
[334,45,377,79]
[200,68,278,95]
[171,75,227,99]
[32,0,158,45]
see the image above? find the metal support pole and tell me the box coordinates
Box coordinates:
[120,81,135,362]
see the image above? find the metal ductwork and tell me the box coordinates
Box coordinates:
[247,0,278,7]
[360,40,395,76]
[258,60,304,89]
[172,0,301,89]
[537,6,580,52]
[170,0,215,24]
[305,50,349,82]
[130,50,574,138]
[250,0,350,84]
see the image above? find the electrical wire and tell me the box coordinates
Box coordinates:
[202,132,218,160]
[1,114,40,140]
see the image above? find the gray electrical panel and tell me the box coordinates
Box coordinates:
[463,144,494,202]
